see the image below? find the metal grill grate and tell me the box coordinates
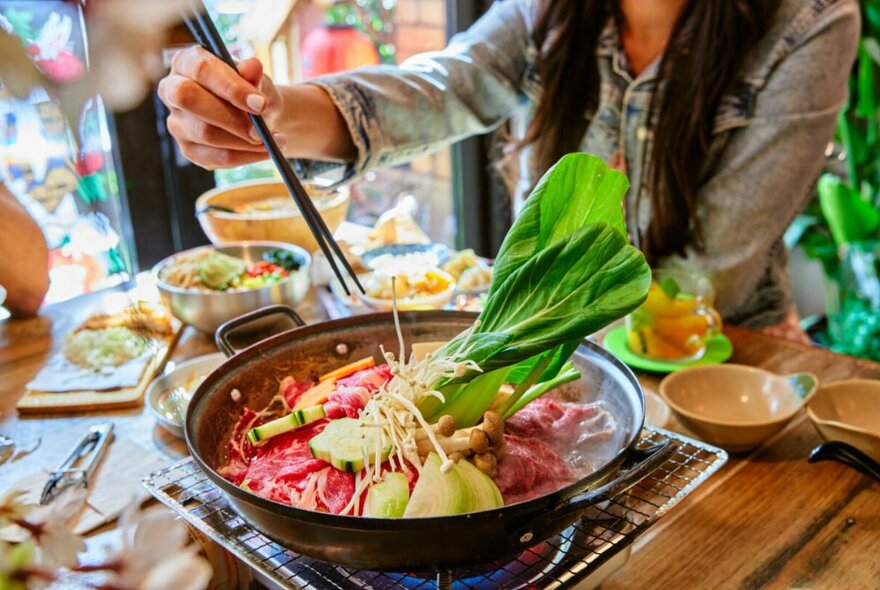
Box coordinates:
[144,427,725,590]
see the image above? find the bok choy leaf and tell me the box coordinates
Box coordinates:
[420,153,651,427]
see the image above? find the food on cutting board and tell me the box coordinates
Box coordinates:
[64,302,173,372]
[79,300,173,335]
[159,248,303,292]
[64,327,152,372]
[25,301,179,395]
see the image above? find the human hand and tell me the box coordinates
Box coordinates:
[157,46,285,170]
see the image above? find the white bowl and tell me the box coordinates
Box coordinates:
[359,283,457,312]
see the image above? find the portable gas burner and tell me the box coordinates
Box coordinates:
[144,427,725,590]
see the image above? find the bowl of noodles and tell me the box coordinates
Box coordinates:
[153,241,311,333]
[195,179,350,253]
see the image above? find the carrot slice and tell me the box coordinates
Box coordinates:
[292,379,337,411]
[318,356,375,383]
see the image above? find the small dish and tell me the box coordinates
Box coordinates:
[361,243,450,270]
[147,353,226,438]
[659,364,818,452]
[806,379,880,462]
[603,325,733,374]
[359,282,457,312]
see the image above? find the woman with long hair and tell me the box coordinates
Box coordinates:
[157,0,858,335]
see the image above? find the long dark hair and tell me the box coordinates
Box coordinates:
[521,0,779,262]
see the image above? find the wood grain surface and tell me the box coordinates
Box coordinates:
[604,326,880,590]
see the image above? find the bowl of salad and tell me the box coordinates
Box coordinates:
[153,241,311,333]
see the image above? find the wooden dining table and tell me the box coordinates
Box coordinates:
[1,280,879,590]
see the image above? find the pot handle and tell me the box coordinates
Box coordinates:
[215,304,306,357]
[507,439,677,547]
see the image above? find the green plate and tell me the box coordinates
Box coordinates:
[602,325,733,374]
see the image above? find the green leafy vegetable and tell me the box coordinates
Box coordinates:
[817,173,880,247]
[262,248,305,272]
[197,252,247,290]
[490,153,628,296]
[440,223,649,375]
[420,153,651,427]
[504,362,581,419]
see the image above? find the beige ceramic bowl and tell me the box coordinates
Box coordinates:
[660,364,818,452]
[196,179,350,253]
[807,379,880,462]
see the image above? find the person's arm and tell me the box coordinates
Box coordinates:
[677,1,859,326]
[0,184,49,315]
[157,0,535,173]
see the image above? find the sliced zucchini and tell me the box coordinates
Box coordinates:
[308,417,390,472]
[246,404,325,446]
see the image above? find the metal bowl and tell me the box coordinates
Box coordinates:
[147,353,226,438]
[185,307,666,570]
[153,241,311,333]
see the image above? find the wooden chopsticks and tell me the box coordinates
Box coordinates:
[181,2,364,296]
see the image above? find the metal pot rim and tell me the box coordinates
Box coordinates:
[185,310,645,529]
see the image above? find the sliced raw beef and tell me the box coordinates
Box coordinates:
[496,397,616,504]
[506,398,616,447]
[326,365,393,418]
[280,378,312,408]
[495,434,574,505]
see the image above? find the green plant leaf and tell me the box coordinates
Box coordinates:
[864,38,880,65]
[817,173,880,246]
[856,40,879,117]
[443,223,650,379]
[503,363,581,419]
[504,340,580,385]
[658,276,681,300]
[784,214,821,249]
[490,153,629,297]
[424,154,647,426]
[428,367,512,427]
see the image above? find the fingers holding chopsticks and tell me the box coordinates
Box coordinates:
[158,46,287,169]
[175,139,271,170]
[171,46,267,115]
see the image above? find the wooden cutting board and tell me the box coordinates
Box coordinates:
[16,324,182,414]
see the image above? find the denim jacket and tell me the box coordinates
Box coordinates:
[306,0,859,327]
